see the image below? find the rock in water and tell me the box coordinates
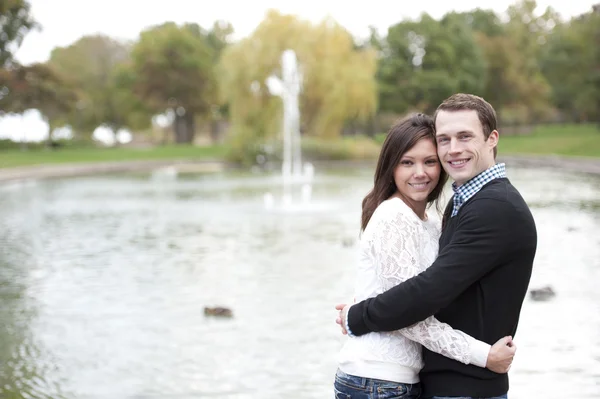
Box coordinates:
[529,286,556,302]
[204,306,233,318]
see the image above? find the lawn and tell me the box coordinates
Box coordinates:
[497,123,600,158]
[0,124,598,170]
[0,144,228,169]
[376,123,600,158]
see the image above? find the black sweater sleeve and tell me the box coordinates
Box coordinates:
[347,198,516,336]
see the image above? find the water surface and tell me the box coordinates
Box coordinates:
[0,166,598,398]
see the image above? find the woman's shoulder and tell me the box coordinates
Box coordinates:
[371,197,418,226]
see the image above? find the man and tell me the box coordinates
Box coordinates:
[336,93,537,399]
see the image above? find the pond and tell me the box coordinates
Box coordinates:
[0,164,599,398]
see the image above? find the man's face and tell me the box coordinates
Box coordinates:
[435,110,498,186]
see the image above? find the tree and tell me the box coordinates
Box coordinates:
[183,20,234,142]
[48,35,149,142]
[0,0,38,67]
[0,63,78,146]
[128,22,216,143]
[378,13,486,115]
[541,7,600,122]
[500,0,555,121]
[219,10,377,164]
[445,5,556,124]
[455,8,505,37]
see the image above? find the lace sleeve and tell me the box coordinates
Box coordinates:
[373,207,490,368]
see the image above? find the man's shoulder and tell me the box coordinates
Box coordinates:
[472,178,525,204]
[465,179,534,222]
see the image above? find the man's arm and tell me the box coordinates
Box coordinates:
[347,198,515,336]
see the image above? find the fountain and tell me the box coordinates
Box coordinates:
[264,49,314,210]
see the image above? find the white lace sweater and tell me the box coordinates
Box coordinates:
[338,197,490,383]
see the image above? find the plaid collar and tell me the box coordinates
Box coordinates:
[451,163,507,217]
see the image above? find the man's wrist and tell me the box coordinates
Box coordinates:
[345,299,372,336]
[344,305,355,337]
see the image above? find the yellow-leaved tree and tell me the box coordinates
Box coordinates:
[219,10,377,164]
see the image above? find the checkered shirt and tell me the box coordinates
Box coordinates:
[451,163,507,217]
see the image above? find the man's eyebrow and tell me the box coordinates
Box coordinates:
[436,130,473,136]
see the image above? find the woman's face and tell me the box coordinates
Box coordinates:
[393,138,441,206]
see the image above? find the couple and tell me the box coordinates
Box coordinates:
[333,93,537,399]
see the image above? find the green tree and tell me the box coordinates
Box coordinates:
[0,0,38,67]
[219,10,377,164]
[378,13,486,115]
[0,63,78,146]
[501,0,555,121]
[128,22,216,143]
[455,8,505,37]
[541,6,600,122]
[183,20,234,142]
[48,35,148,142]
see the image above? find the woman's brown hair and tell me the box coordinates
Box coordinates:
[361,113,448,231]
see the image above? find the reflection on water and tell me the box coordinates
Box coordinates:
[0,167,599,399]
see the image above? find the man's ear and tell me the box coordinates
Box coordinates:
[487,130,499,149]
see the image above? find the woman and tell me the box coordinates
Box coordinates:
[334,114,514,399]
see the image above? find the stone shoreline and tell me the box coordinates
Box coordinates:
[0,154,599,183]
[0,159,228,182]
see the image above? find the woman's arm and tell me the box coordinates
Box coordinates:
[398,316,489,367]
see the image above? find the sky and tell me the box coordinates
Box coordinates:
[2,0,596,142]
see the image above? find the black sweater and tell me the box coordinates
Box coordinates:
[347,178,537,397]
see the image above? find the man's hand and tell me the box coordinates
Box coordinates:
[486,336,517,373]
[335,303,350,335]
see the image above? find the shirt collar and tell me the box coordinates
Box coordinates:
[451,163,507,216]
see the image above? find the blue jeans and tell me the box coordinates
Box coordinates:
[334,369,421,399]
[427,395,507,399]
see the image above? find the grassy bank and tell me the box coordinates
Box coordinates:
[0,143,228,169]
[376,123,599,158]
[0,124,597,170]
[497,124,599,157]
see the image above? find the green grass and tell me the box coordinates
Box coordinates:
[498,123,600,158]
[0,144,228,169]
[0,124,598,170]
[377,123,599,158]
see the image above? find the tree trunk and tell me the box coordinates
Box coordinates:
[174,113,187,143]
[210,119,220,143]
[185,112,195,143]
[45,118,54,149]
[112,128,120,147]
[173,111,196,143]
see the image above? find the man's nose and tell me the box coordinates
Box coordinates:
[449,138,461,154]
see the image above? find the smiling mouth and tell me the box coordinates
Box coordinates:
[408,182,430,189]
[448,159,471,167]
